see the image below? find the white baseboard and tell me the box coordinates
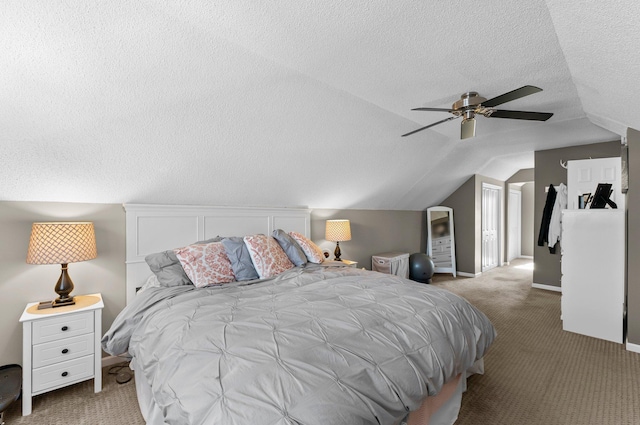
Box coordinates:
[519,255,534,259]
[101,355,130,368]
[457,271,481,278]
[626,341,640,354]
[532,282,562,293]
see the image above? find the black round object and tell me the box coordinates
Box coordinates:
[0,364,22,414]
[409,253,435,284]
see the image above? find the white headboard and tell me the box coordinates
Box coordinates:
[123,204,311,305]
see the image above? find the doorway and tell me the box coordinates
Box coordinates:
[508,189,522,262]
[482,183,501,272]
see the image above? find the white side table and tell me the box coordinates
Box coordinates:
[19,293,104,416]
[322,260,358,268]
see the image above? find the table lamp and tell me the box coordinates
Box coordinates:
[325,219,351,261]
[26,222,97,309]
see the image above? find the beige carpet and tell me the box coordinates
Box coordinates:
[4,259,640,424]
[431,259,640,425]
[3,363,144,425]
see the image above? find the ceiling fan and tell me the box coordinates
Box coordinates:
[402,85,553,139]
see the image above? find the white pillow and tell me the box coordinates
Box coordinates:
[174,242,236,287]
[243,234,294,279]
[138,274,161,294]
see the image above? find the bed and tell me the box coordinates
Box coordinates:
[103,204,496,425]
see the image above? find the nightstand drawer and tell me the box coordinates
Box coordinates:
[32,311,94,344]
[32,355,94,393]
[33,333,95,369]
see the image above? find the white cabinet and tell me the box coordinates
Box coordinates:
[561,210,624,343]
[20,293,104,416]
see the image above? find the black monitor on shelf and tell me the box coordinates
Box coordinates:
[590,183,617,209]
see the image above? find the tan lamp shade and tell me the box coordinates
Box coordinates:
[27,222,97,309]
[325,220,352,242]
[27,222,97,265]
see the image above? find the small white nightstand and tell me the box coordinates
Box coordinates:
[19,293,104,416]
[322,260,358,268]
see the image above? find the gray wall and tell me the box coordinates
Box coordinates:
[627,128,640,345]
[0,202,125,366]
[533,141,622,287]
[310,209,425,269]
[507,168,534,184]
[521,182,535,257]
[441,176,475,274]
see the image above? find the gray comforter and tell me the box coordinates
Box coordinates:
[102,266,495,425]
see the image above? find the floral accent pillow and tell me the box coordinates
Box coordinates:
[288,231,324,264]
[243,234,294,279]
[174,242,235,288]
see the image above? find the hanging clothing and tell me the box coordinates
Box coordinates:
[548,183,567,253]
[538,184,557,250]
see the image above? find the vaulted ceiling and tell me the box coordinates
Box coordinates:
[2,1,637,210]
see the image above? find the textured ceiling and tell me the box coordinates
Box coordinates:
[1,0,634,211]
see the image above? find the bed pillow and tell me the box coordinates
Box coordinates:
[138,274,161,294]
[194,236,224,244]
[221,237,260,281]
[173,242,235,288]
[272,229,307,266]
[144,237,224,287]
[243,234,294,279]
[289,231,324,264]
[144,250,192,287]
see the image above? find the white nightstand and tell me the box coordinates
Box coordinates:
[322,260,358,268]
[19,293,104,416]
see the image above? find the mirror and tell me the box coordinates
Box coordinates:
[426,206,456,277]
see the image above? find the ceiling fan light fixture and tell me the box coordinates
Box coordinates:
[461,117,476,139]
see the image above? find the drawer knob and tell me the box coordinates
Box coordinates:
[62,348,69,354]
[61,326,69,331]
[61,371,68,377]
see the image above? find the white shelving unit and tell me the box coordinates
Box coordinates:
[560,210,624,343]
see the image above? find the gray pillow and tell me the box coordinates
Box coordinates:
[272,229,307,266]
[194,236,224,244]
[145,250,192,287]
[222,237,259,281]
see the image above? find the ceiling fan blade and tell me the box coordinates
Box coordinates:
[411,107,453,112]
[402,116,459,137]
[489,110,553,121]
[461,118,476,139]
[482,85,543,107]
